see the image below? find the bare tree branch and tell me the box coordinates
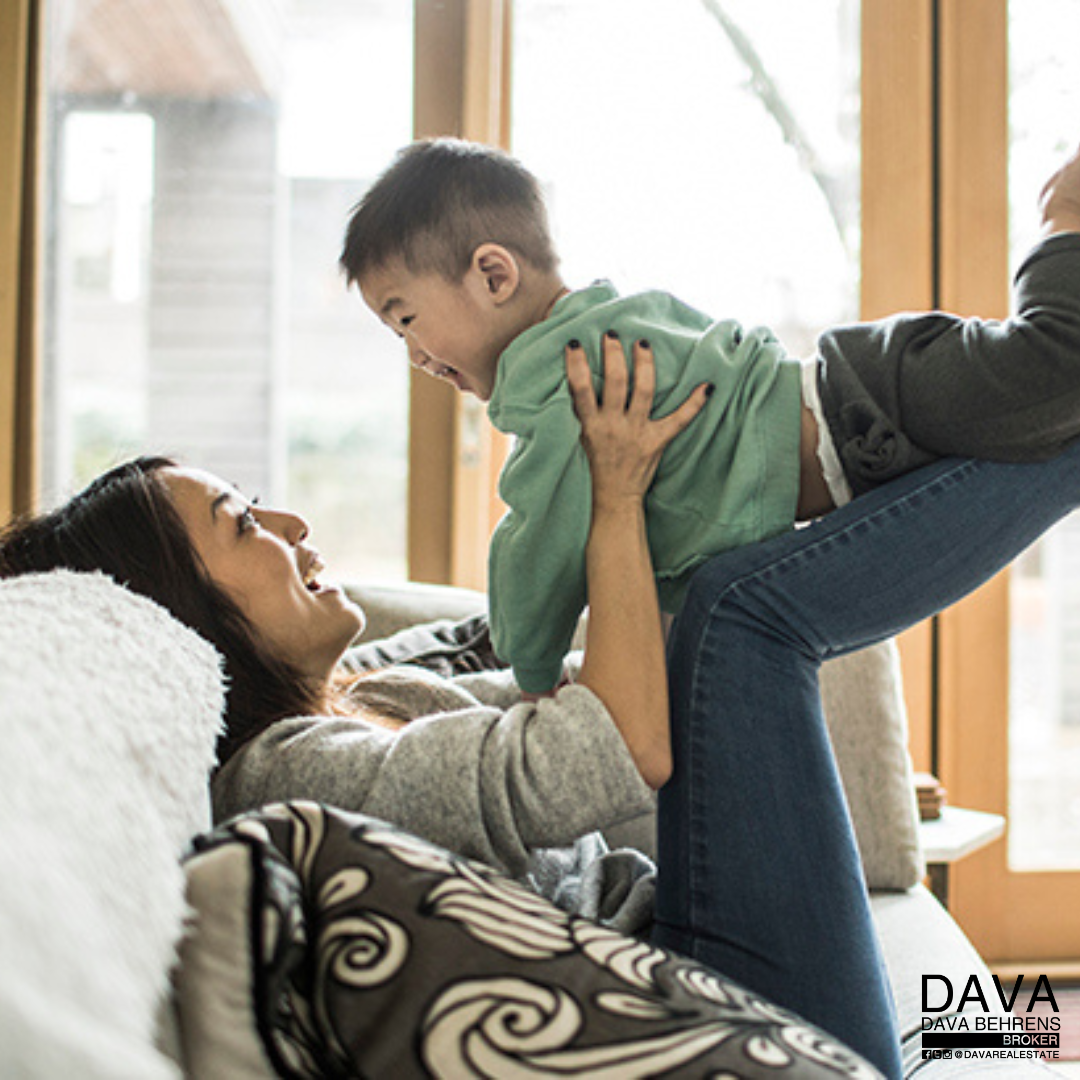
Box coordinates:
[699,0,855,254]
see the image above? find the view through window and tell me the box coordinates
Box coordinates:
[512,0,861,360]
[43,0,411,581]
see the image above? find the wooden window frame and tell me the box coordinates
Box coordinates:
[409,0,512,588]
[0,0,41,522]
[861,0,937,771]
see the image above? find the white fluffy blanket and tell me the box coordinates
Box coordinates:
[0,571,225,1078]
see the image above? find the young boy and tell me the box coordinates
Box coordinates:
[341,137,1080,695]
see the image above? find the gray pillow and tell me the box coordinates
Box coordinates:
[820,640,924,890]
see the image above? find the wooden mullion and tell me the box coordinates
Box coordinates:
[448,0,510,589]
[0,0,33,522]
[860,0,936,771]
[409,0,466,584]
[860,0,935,320]
[408,0,510,589]
[932,0,1015,960]
[16,0,42,515]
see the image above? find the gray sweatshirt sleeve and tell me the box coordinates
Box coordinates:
[448,651,584,710]
[817,232,1080,494]
[210,682,654,879]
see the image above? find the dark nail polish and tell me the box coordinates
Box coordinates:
[605,330,619,340]
[568,339,581,350]
[705,383,716,398]
[638,338,651,350]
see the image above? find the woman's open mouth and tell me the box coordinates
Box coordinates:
[302,555,326,593]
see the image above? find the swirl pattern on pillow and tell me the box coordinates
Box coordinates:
[181,801,881,1079]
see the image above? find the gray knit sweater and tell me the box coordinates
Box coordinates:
[819,232,1080,494]
[211,664,659,934]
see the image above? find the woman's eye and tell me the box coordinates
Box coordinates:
[400,315,414,329]
[237,499,260,535]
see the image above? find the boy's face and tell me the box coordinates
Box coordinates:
[359,260,506,401]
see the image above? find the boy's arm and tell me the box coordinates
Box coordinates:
[488,401,594,696]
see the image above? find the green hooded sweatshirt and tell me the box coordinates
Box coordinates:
[486,281,802,693]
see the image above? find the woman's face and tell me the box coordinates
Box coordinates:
[160,466,365,682]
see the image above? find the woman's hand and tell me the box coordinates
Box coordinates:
[566,333,711,511]
[1040,142,1080,237]
[567,332,710,789]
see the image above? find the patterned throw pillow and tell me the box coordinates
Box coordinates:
[177,801,880,1079]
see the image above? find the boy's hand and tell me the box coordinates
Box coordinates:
[1040,143,1080,237]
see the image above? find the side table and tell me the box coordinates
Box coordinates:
[919,806,1005,909]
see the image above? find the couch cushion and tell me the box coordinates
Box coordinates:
[0,570,225,1079]
[174,845,279,1079]
[871,888,1057,1078]
[348,580,487,644]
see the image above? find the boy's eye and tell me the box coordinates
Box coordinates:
[400,315,414,329]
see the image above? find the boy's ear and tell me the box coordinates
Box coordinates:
[470,243,521,305]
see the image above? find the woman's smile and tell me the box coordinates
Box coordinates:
[160,466,364,681]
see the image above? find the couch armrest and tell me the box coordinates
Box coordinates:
[343,581,487,644]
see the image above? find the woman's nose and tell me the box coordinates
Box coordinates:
[285,512,310,545]
[256,507,309,545]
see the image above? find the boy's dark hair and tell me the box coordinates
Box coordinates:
[340,137,558,285]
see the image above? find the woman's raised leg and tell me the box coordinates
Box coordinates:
[653,443,1080,1079]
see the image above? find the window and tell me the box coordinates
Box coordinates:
[42,0,412,580]
[512,0,861,357]
[1006,0,1080,871]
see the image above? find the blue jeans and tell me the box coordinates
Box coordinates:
[652,441,1080,1080]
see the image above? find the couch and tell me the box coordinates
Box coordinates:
[0,571,1059,1078]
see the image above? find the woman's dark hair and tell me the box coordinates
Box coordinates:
[0,457,322,764]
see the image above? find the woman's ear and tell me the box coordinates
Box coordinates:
[469,243,521,305]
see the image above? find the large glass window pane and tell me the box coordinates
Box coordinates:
[512,0,860,358]
[1007,0,1080,871]
[43,0,412,580]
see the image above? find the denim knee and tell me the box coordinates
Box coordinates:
[677,538,783,634]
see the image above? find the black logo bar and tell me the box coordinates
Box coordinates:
[922,1033,1059,1049]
